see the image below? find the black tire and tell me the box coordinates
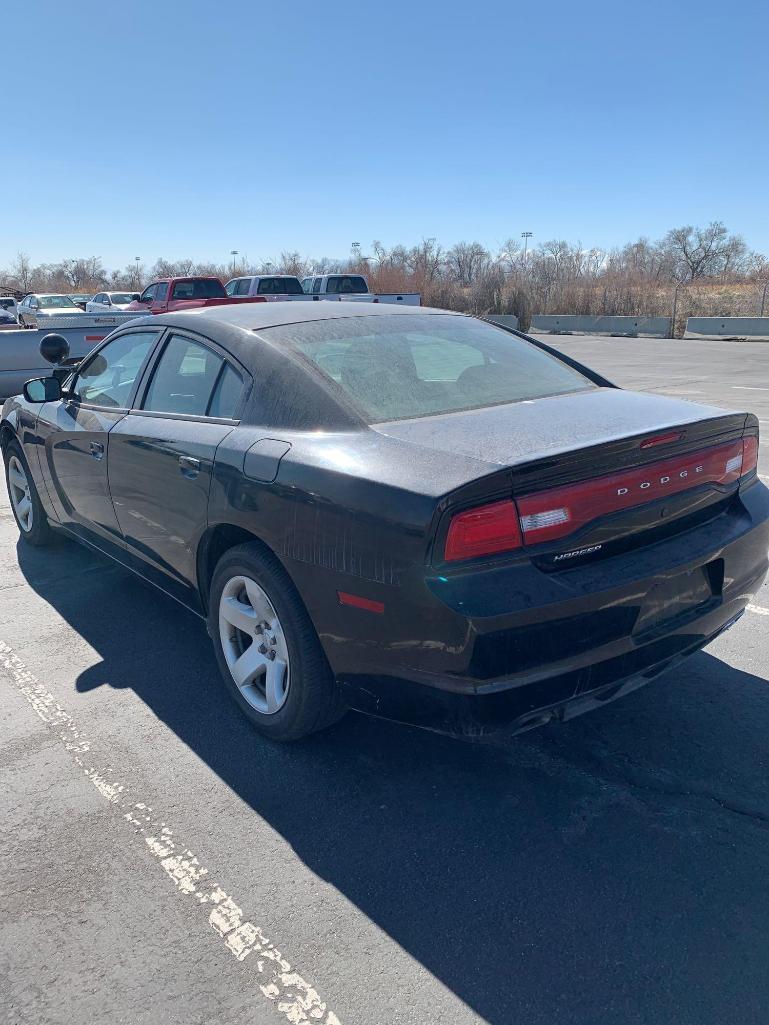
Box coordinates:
[208,542,346,741]
[3,439,56,546]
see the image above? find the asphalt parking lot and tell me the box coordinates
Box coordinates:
[3,335,769,1025]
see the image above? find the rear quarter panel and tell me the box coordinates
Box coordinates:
[207,426,489,676]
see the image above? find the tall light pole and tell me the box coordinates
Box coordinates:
[230,250,239,275]
[134,256,141,289]
[521,232,533,263]
[351,242,361,263]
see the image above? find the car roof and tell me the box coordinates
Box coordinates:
[155,299,451,332]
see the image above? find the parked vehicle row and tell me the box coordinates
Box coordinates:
[1,302,766,745]
[9,273,421,328]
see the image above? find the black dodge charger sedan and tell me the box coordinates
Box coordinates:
[2,304,768,741]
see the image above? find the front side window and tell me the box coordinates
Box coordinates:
[155,282,169,301]
[312,278,322,294]
[140,285,156,303]
[263,314,596,423]
[235,278,252,296]
[142,335,227,416]
[109,293,134,305]
[72,331,158,408]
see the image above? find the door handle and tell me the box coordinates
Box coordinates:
[90,441,104,460]
[179,455,201,478]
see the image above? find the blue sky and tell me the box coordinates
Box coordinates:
[2,0,768,270]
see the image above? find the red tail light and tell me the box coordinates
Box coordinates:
[444,438,754,562]
[517,440,744,545]
[444,500,522,562]
[742,435,759,477]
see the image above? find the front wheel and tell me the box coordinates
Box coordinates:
[3,441,56,545]
[208,542,345,741]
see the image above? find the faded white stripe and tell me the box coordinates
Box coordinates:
[0,641,341,1025]
[747,604,769,616]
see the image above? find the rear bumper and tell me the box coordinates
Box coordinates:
[337,483,769,737]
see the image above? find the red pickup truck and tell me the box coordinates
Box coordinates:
[126,277,267,314]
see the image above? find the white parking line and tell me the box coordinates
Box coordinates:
[732,386,769,391]
[0,641,342,1025]
[748,604,769,617]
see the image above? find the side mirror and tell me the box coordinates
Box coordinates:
[40,333,71,365]
[23,377,62,403]
[132,293,141,301]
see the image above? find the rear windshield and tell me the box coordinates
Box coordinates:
[256,277,304,295]
[324,275,368,294]
[171,279,226,300]
[40,295,77,308]
[263,314,596,423]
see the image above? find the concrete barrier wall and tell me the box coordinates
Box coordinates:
[0,313,144,399]
[485,315,519,330]
[684,317,769,340]
[531,315,671,337]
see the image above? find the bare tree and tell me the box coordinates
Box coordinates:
[445,241,489,286]
[663,222,747,281]
[9,251,34,292]
[498,238,522,273]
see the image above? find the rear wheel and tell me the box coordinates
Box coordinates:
[208,542,345,741]
[3,441,55,545]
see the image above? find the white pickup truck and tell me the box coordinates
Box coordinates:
[224,273,421,305]
[301,274,421,306]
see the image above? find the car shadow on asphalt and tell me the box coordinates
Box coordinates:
[17,537,769,1025]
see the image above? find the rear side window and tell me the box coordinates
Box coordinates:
[143,335,224,416]
[324,275,367,295]
[264,314,595,423]
[171,279,226,300]
[256,277,304,295]
[141,335,242,418]
[208,363,244,418]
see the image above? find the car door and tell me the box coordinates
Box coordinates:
[107,330,247,608]
[137,282,156,312]
[27,296,40,326]
[36,329,161,550]
[152,281,169,313]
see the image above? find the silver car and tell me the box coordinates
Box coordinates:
[16,293,83,328]
[85,291,137,314]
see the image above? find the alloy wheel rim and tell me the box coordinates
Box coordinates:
[218,574,290,715]
[8,456,33,532]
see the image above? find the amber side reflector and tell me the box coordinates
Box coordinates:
[338,591,385,614]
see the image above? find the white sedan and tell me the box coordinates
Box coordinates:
[85,291,137,313]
